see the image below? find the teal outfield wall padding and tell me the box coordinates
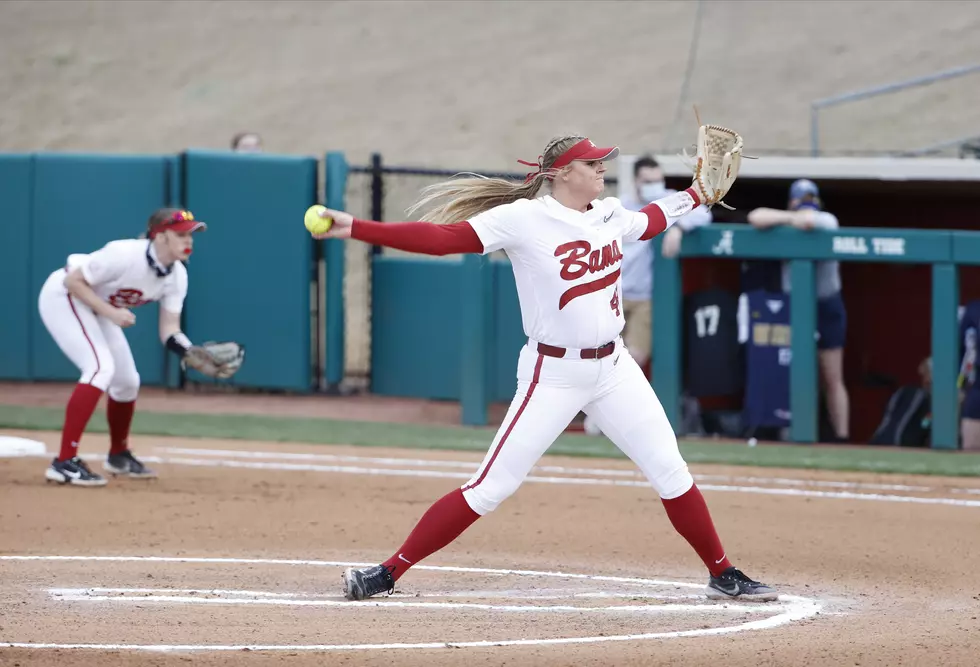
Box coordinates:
[29,154,173,385]
[369,255,529,411]
[0,155,33,380]
[490,259,528,403]
[323,152,348,388]
[460,254,492,425]
[182,150,317,392]
[371,257,463,399]
[163,155,185,389]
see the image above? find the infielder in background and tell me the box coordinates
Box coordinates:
[311,133,777,603]
[38,208,237,487]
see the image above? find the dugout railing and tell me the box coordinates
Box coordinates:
[652,224,976,450]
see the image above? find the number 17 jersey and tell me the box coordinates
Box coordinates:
[682,288,742,397]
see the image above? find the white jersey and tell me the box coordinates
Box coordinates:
[469,195,658,349]
[60,239,188,313]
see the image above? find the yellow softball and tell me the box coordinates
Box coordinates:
[304,205,333,234]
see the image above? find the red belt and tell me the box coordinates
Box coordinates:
[536,341,616,360]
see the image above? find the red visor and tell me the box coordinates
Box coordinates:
[519,138,620,183]
[151,210,207,237]
[551,139,620,169]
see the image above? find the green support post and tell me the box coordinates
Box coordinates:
[324,152,348,389]
[789,260,818,443]
[460,254,492,426]
[931,263,959,450]
[652,237,682,428]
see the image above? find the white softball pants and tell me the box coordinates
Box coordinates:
[461,338,693,515]
[37,269,141,401]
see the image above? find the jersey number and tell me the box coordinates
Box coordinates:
[610,287,621,316]
[694,305,720,337]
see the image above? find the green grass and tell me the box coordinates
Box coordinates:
[3,404,980,477]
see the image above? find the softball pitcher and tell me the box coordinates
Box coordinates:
[37,208,243,487]
[312,132,776,603]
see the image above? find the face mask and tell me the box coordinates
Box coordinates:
[639,181,667,202]
[793,200,821,212]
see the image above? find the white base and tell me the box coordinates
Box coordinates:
[0,436,48,458]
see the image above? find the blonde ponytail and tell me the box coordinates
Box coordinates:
[405,134,586,225]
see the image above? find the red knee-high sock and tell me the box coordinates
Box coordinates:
[661,484,732,577]
[381,488,480,582]
[107,398,136,456]
[58,383,104,461]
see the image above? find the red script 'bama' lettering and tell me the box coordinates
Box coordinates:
[554,240,624,310]
[554,240,623,280]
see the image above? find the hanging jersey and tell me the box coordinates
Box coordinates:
[61,239,188,313]
[739,289,791,430]
[682,288,742,397]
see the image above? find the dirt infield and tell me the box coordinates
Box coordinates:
[2,429,980,666]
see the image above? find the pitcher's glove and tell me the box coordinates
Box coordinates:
[182,341,245,379]
[688,124,745,210]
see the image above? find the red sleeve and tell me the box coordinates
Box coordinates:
[350,219,485,256]
[638,187,702,241]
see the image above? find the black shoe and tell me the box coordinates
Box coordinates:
[45,456,108,487]
[104,450,157,479]
[342,565,395,601]
[706,566,778,602]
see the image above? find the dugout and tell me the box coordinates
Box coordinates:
[621,155,980,444]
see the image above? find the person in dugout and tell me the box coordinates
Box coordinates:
[747,179,850,443]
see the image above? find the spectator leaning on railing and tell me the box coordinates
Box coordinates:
[746,179,850,443]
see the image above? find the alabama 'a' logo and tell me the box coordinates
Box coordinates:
[109,289,148,308]
[554,240,623,309]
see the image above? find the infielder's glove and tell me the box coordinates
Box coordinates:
[688,124,745,210]
[182,341,246,379]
